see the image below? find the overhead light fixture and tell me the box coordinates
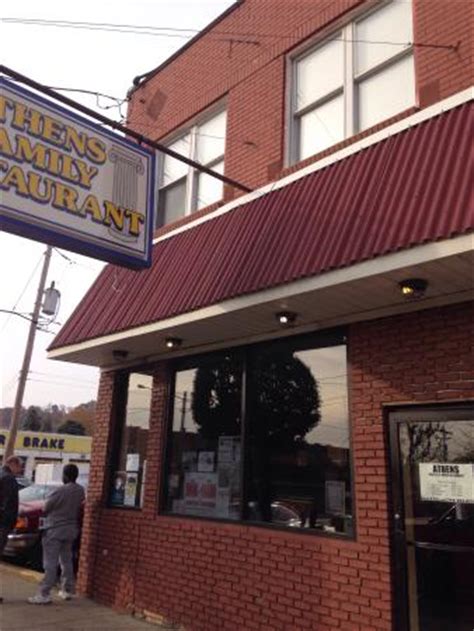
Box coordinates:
[275,311,297,327]
[112,349,129,360]
[399,278,428,300]
[165,337,182,349]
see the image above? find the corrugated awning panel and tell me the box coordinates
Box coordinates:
[50,102,474,350]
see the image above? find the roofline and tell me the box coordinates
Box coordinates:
[129,1,244,94]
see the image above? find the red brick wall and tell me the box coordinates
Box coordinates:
[127,0,473,232]
[78,301,474,631]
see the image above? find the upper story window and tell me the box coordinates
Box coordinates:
[157,109,227,227]
[290,0,415,163]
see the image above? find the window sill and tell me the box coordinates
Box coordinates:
[105,504,143,512]
[159,510,356,541]
[283,106,418,181]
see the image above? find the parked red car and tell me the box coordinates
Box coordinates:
[2,484,62,568]
[2,482,86,572]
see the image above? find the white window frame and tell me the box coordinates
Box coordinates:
[287,0,415,166]
[157,104,227,227]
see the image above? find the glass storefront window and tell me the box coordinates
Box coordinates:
[163,331,353,536]
[109,371,152,509]
[164,354,243,520]
[247,343,352,535]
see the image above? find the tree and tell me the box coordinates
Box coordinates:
[57,419,86,435]
[22,406,43,431]
[191,351,321,444]
[192,355,242,440]
[64,401,96,435]
[406,422,452,463]
[42,403,68,432]
[251,350,321,446]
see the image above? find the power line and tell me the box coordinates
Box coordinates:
[53,248,103,273]
[0,251,44,332]
[0,309,35,324]
[1,17,259,45]
[27,378,97,390]
[29,370,97,385]
[2,17,457,50]
[48,86,126,104]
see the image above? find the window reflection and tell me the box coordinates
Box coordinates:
[165,355,243,520]
[110,372,152,508]
[163,334,353,536]
[247,344,352,535]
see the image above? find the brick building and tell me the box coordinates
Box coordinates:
[49,1,474,630]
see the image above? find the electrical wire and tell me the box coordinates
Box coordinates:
[1,16,457,50]
[29,370,97,385]
[27,378,97,390]
[0,251,44,332]
[53,248,103,273]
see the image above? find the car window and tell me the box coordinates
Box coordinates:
[19,485,60,501]
[15,476,32,488]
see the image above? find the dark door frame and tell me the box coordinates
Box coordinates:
[386,401,474,631]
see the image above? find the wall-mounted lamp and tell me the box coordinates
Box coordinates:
[112,349,129,360]
[165,337,182,349]
[399,278,428,300]
[275,311,297,327]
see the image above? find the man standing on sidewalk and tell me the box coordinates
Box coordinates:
[0,455,23,604]
[28,463,85,605]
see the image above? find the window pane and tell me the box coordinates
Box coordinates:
[296,37,343,111]
[158,178,187,226]
[358,54,415,131]
[164,354,243,520]
[110,372,152,508]
[196,160,224,210]
[356,0,413,75]
[196,111,227,164]
[247,342,353,535]
[162,134,191,186]
[298,94,344,160]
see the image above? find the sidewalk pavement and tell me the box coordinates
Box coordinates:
[0,561,157,631]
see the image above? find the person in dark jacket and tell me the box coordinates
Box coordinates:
[0,455,23,603]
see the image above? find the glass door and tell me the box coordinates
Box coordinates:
[390,407,474,631]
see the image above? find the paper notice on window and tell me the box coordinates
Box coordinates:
[218,436,240,463]
[124,472,138,506]
[197,451,215,473]
[419,463,474,503]
[325,480,346,516]
[126,453,140,472]
[183,472,218,516]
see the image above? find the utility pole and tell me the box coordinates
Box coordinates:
[4,245,53,460]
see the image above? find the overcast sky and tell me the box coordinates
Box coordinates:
[0,0,235,409]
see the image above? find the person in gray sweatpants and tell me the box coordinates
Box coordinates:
[28,463,85,605]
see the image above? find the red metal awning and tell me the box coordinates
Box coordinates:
[50,102,473,352]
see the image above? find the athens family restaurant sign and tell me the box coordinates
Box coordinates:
[0,78,155,268]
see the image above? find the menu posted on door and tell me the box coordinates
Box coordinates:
[419,463,474,503]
